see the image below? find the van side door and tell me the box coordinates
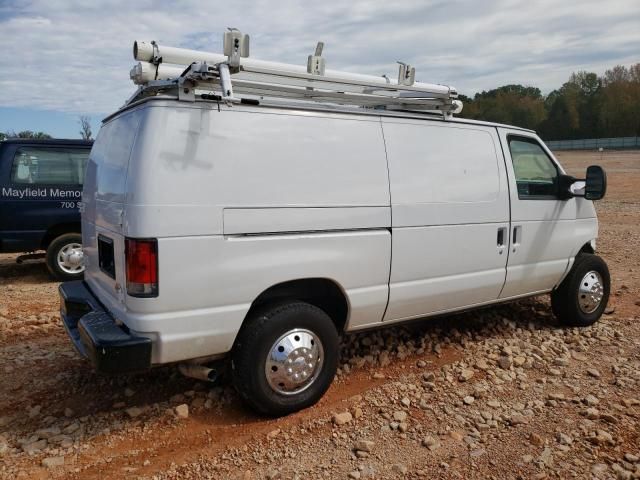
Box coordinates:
[498,130,577,298]
[382,120,510,322]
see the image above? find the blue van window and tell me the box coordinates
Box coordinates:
[11,147,90,185]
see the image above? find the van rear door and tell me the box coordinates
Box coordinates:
[82,109,142,306]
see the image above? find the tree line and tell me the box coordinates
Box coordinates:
[0,130,52,141]
[0,115,92,142]
[459,63,640,140]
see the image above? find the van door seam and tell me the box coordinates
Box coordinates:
[495,128,512,298]
[379,118,393,322]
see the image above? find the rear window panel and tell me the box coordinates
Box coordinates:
[11,147,90,185]
[88,110,141,202]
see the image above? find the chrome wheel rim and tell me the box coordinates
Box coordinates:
[578,270,604,314]
[265,329,324,396]
[57,243,85,274]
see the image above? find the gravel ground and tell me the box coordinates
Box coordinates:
[0,150,639,480]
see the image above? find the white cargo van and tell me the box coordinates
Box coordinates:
[60,34,609,415]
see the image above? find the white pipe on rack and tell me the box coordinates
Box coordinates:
[130,61,184,84]
[132,40,454,95]
[129,61,271,85]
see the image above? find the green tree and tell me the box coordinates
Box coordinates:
[538,71,601,140]
[461,85,546,130]
[569,71,600,96]
[598,64,640,137]
[475,84,543,100]
[569,71,601,138]
[603,65,630,84]
[539,95,577,140]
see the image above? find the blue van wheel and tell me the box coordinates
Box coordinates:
[46,233,85,281]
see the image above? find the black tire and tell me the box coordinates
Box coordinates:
[231,301,340,416]
[551,253,610,327]
[46,233,85,281]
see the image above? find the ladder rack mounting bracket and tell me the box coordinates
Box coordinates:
[397,62,415,86]
[224,29,250,69]
[307,42,326,76]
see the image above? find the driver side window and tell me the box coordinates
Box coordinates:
[508,137,558,199]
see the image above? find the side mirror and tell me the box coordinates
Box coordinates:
[559,165,607,201]
[585,165,607,200]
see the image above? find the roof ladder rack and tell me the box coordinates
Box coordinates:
[128,30,463,117]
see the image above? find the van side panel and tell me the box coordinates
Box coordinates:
[124,104,391,237]
[100,103,392,363]
[382,120,510,322]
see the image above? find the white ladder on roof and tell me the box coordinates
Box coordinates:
[127,30,463,117]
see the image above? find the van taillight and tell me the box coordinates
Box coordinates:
[125,238,158,297]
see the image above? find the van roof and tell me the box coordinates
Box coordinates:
[0,138,93,146]
[106,96,536,134]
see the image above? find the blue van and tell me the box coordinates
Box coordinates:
[0,138,92,280]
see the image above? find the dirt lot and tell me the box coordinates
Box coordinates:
[1,150,639,480]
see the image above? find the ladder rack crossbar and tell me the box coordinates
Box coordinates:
[239,65,454,99]
[229,80,454,108]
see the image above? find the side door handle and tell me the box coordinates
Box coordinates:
[497,227,506,254]
[512,225,522,252]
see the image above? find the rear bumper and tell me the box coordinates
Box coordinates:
[59,281,152,373]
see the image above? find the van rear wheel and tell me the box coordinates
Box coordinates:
[231,302,339,416]
[551,253,610,327]
[46,233,84,281]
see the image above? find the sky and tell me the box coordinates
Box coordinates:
[0,0,639,139]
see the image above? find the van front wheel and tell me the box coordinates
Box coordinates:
[46,233,85,281]
[551,253,610,327]
[231,302,339,416]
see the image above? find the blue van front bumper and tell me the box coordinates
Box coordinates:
[59,281,152,374]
